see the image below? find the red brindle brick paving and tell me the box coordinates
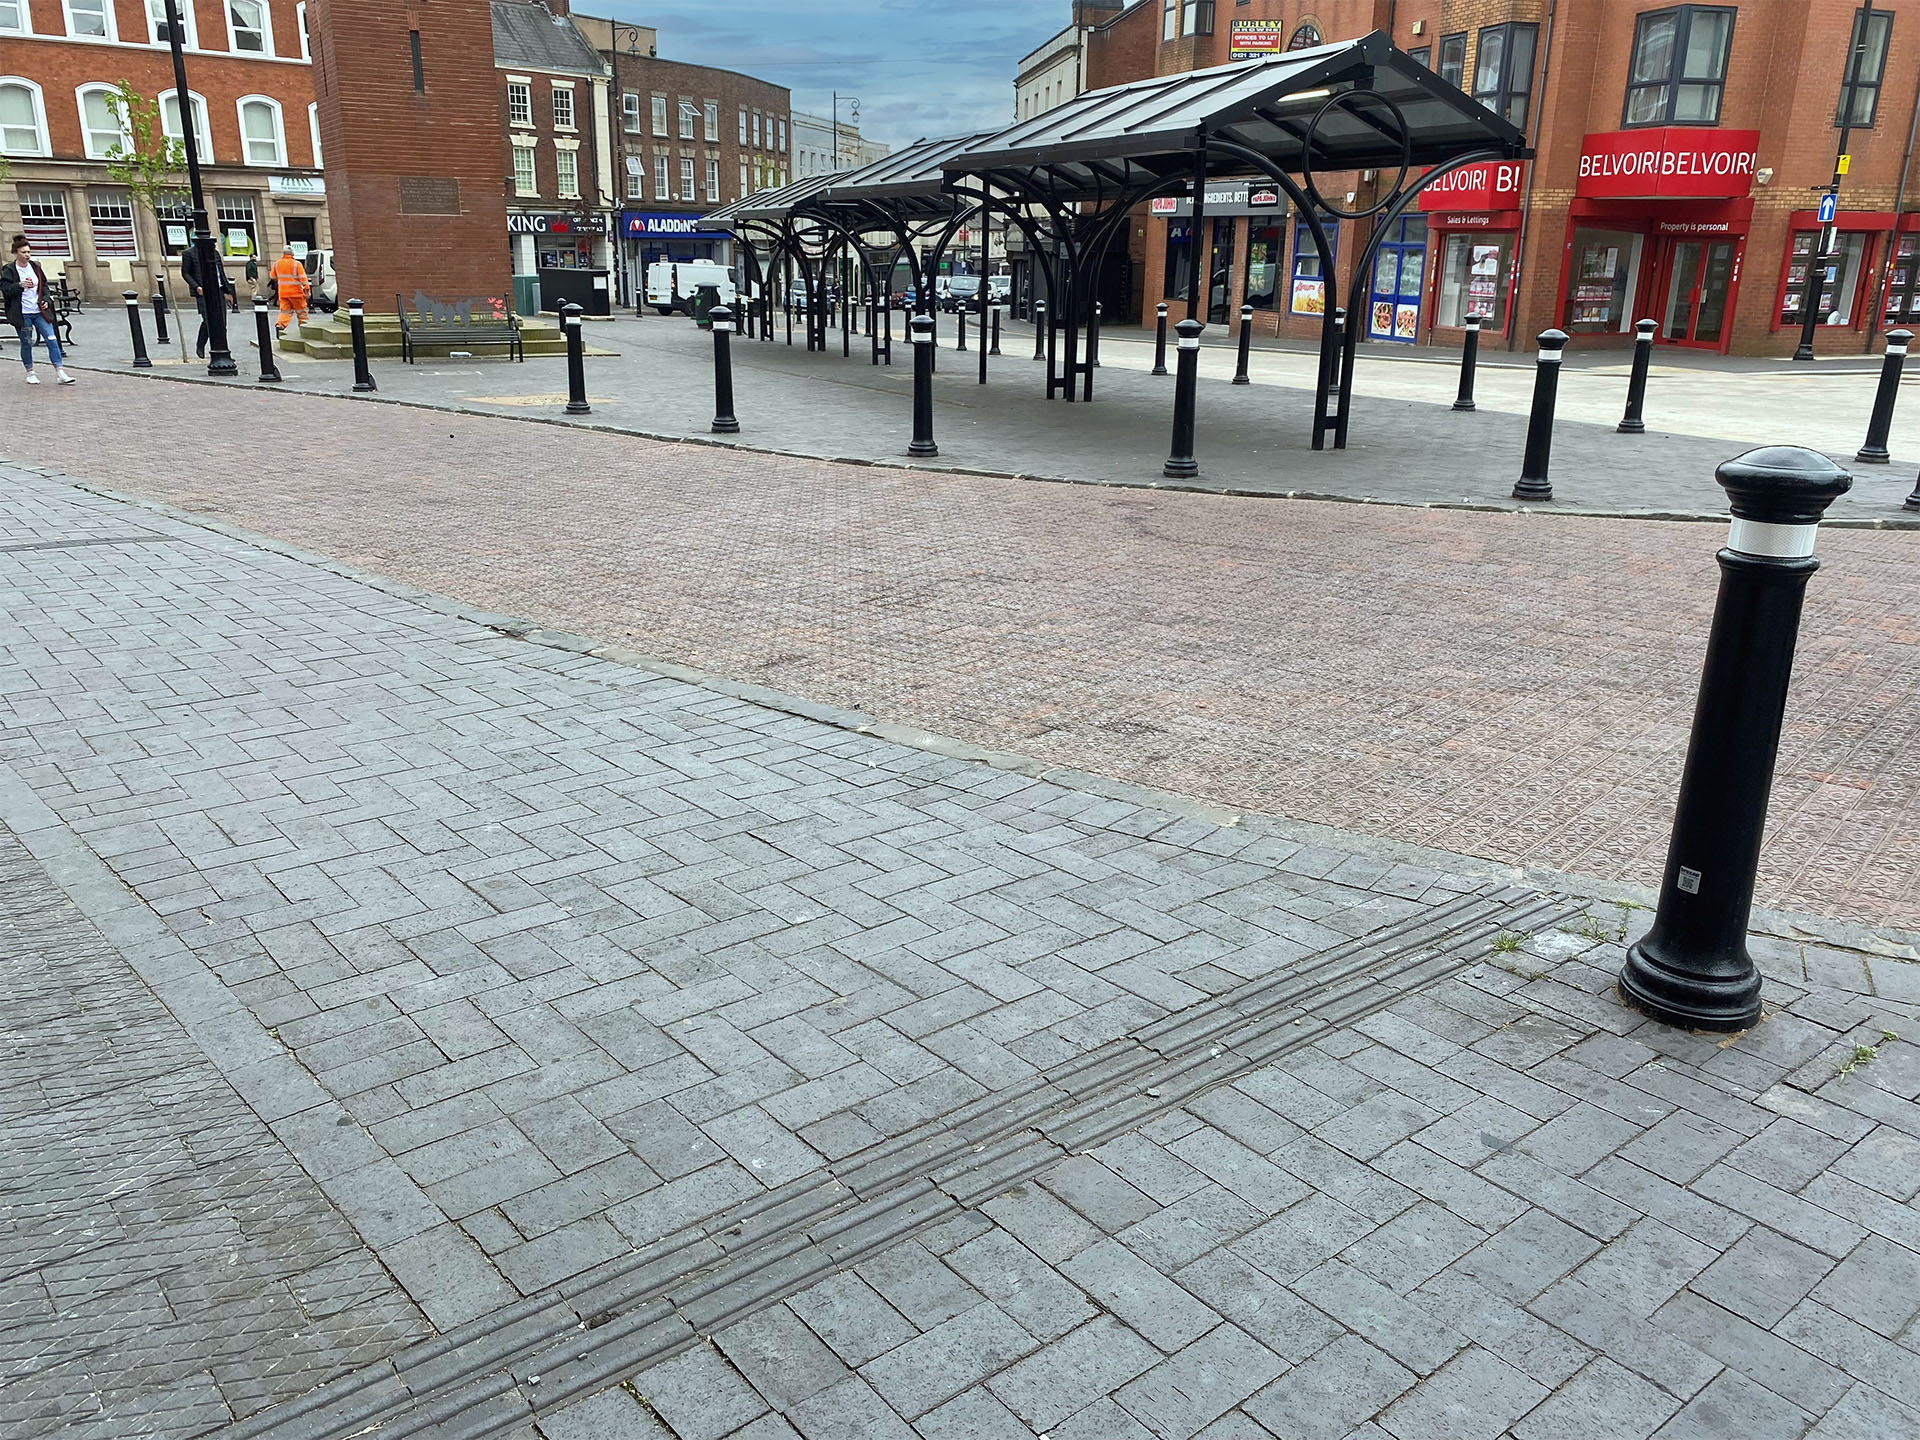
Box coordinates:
[4,371,1916,929]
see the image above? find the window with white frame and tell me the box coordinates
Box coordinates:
[77,84,129,159]
[226,0,269,54]
[655,153,668,197]
[651,93,666,136]
[738,108,746,144]
[64,0,114,39]
[507,80,531,125]
[308,101,320,166]
[678,97,694,138]
[511,136,537,196]
[89,189,138,258]
[20,189,73,257]
[622,91,640,132]
[161,89,214,164]
[680,155,694,200]
[739,159,747,196]
[555,145,578,198]
[237,95,283,165]
[705,157,718,202]
[752,111,761,147]
[552,83,574,130]
[296,0,308,58]
[148,0,195,46]
[626,155,643,200]
[777,119,786,151]
[0,80,47,156]
[0,0,27,35]
[703,101,718,140]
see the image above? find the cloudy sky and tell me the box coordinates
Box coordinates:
[614,0,1130,147]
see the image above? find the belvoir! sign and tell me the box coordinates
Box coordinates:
[1576,128,1761,199]
[1418,161,1524,212]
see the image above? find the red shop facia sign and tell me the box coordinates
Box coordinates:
[1429,210,1522,229]
[1419,161,1525,212]
[1576,127,1761,199]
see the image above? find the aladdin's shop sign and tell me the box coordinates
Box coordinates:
[1576,128,1761,199]
[1418,161,1525,213]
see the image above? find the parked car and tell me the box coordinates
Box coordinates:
[940,276,982,312]
[987,274,1012,304]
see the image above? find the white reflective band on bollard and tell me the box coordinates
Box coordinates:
[713,322,734,333]
[1889,343,1909,356]
[1178,337,1201,350]
[1727,518,1819,558]
[1538,348,1562,363]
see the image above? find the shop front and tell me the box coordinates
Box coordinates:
[1418,159,1524,342]
[1557,127,1760,352]
[510,210,613,317]
[1771,208,1899,340]
[1148,180,1287,331]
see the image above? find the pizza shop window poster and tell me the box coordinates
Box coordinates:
[1290,218,1335,316]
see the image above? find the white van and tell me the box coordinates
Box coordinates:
[646,260,737,316]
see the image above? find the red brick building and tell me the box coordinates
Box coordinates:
[0,0,327,299]
[1102,1,1920,358]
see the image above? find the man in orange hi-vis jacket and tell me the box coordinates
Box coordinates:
[269,243,310,334]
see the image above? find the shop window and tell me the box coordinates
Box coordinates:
[1472,23,1537,129]
[1437,33,1466,89]
[147,0,195,47]
[1,79,48,156]
[226,0,270,54]
[651,93,667,137]
[19,189,72,258]
[88,190,137,259]
[1839,8,1893,128]
[552,85,574,130]
[77,84,129,160]
[1367,215,1427,341]
[214,192,257,259]
[1439,232,1515,328]
[1290,216,1335,316]
[1246,220,1283,309]
[1624,6,1734,127]
[1883,232,1920,323]
[0,0,26,34]
[1782,230,1868,327]
[507,81,532,126]
[511,140,537,196]
[1164,219,1192,302]
[160,90,214,166]
[623,92,641,133]
[1562,229,1643,333]
[1207,217,1234,324]
[237,96,284,167]
[63,0,113,39]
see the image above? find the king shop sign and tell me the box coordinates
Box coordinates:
[1418,161,1524,212]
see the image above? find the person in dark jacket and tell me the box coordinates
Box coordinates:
[2,235,75,385]
[180,240,235,359]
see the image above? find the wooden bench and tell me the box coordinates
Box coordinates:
[396,291,523,363]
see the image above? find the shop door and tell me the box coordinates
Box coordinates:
[1657,238,1738,348]
[1367,216,1428,342]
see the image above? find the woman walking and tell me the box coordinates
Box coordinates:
[2,236,75,385]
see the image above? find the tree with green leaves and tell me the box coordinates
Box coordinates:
[103,81,190,356]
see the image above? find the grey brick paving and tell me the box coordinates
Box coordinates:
[0,463,1917,1440]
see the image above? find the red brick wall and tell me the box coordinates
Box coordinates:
[310,0,510,311]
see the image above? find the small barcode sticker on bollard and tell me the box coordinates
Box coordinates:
[1677,867,1702,894]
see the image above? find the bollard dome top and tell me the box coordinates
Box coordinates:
[1888,328,1914,344]
[122,290,138,300]
[1716,447,1852,524]
[1537,328,1570,348]
[1175,318,1204,337]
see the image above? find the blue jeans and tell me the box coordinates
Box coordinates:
[17,312,62,370]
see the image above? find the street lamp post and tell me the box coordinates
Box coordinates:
[161,0,233,375]
[831,92,860,171]
[609,23,649,310]
[1795,19,1873,361]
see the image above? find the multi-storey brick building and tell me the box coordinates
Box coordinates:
[0,0,327,301]
[572,11,789,302]
[1098,0,1920,357]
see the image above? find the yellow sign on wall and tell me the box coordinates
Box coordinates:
[1230,19,1285,61]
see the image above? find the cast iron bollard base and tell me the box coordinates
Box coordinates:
[1032,301,1046,361]
[562,302,590,415]
[347,299,376,393]
[1152,302,1169,376]
[1164,319,1203,479]
[123,291,152,368]
[1620,447,1852,1032]
[254,299,282,383]
[1855,328,1910,464]
[1233,303,1253,384]
[1453,314,1481,411]
[1513,328,1569,501]
[957,309,967,353]
[710,304,739,434]
[908,313,938,457]
[1617,318,1658,433]
[1905,469,1920,509]
[990,309,1001,355]
[152,290,171,346]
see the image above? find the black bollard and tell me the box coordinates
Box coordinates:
[957,307,968,353]
[1906,471,1920,510]
[709,303,739,434]
[254,298,282,383]
[1233,303,1253,385]
[1153,301,1169,376]
[1855,327,1910,464]
[990,308,1002,356]
[347,298,376,392]
[562,302,590,415]
[123,290,152,368]
[1091,302,1102,369]
[1512,328,1569,501]
[1618,318,1658,433]
[1164,318,1203,479]
[152,288,170,346]
[1033,300,1046,361]
[1620,448,1852,1032]
[1453,313,1482,411]
[908,313,937,457]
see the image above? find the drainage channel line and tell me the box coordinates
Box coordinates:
[233,884,1581,1439]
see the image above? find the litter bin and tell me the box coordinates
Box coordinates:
[511,274,540,317]
[694,284,722,329]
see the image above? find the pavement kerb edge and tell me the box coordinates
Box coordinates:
[60,359,1920,531]
[27,460,1919,967]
